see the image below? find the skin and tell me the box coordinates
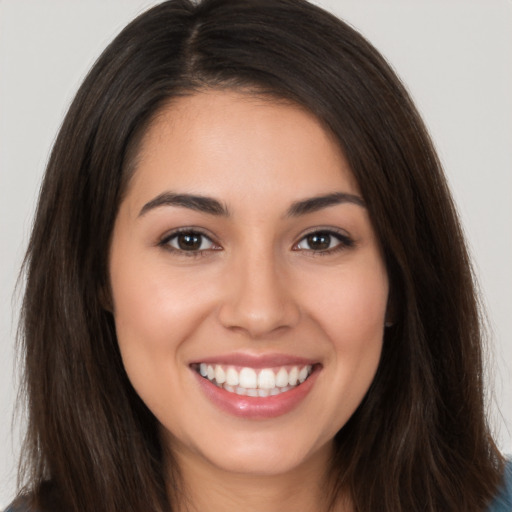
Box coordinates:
[109,90,389,512]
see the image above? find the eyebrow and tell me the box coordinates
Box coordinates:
[138,191,365,218]
[139,192,229,217]
[286,192,365,217]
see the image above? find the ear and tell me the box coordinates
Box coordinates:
[384,283,398,328]
[98,282,114,313]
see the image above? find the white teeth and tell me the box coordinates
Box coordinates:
[239,367,257,388]
[298,366,310,383]
[215,365,226,384]
[275,367,289,387]
[226,367,239,386]
[257,368,275,389]
[288,367,298,386]
[196,363,315,396]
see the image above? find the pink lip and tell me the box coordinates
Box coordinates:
[192,364,320,419]
[190,352,317,369]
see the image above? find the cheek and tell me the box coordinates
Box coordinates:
[109,261,212,424]
[304,258,389,345]
[299,257,388,412]
[111,252,215,343]
[109,252,216,396]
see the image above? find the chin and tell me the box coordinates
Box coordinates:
[178,427,334,478]
[204,449,313,477]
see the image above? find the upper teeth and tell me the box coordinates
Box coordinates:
[198,363,313,390]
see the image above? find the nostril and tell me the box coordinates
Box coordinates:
[217,296,301,337]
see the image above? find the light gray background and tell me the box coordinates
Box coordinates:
[1,0,511,507]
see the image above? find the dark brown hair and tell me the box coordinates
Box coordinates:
[16,0,504,511]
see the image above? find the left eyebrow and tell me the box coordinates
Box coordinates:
[138,192,229,217]
[286,192,365,217]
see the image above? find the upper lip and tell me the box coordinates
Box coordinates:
[189,353,319,369]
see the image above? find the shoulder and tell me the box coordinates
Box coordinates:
[4,482,61,512]
[3,505,35,512]
[2,499,38,512]
[488,459,512,511]
[3,505,38,512]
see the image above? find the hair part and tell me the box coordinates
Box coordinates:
[17,1,503,511]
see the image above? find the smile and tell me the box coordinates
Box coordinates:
[192,363,314,397]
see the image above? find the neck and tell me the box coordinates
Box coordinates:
[166,440,351,512]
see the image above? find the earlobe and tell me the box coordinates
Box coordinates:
[384,302,396,327]
[384,283,399,328]
[98,283,114,313]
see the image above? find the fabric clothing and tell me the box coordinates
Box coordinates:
[489,459,512,511]
[4,460,512,511]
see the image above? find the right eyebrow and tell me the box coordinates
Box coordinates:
[286,192,365,217]
[138,192,230,217]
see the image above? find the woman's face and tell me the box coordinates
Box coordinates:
[109,90,389,478]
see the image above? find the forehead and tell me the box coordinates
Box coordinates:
[125,89,360,209]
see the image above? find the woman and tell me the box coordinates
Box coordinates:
[6,0,511,511]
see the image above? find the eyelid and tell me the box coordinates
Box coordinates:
[157,226,354,256]
[158,227,222,255]
[293,227,355,253]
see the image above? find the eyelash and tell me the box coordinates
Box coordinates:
[159,228,220,258]
[158,228,354,257]
[292,229,355,256]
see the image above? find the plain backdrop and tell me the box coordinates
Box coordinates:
[0,0,511,507]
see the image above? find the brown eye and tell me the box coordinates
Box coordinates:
[305,233,331,251]
[295,230,353,253]
[164,231,216,252]
[177,233,202,250]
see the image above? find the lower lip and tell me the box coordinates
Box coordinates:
[192,368,319,419]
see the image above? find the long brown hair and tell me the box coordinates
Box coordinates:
[16,0,504,511]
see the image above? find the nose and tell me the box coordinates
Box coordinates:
[217,250,301,338]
